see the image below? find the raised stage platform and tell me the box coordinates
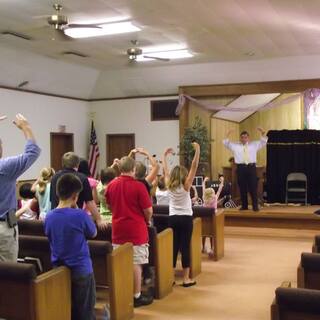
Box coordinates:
[224,205,320,230]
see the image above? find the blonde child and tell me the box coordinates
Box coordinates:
[31,167,55,220]
[163,142,200,287]
[202,176,224,256]
[155,175,169,205]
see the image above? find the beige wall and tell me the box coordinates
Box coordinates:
[239,93,302,166]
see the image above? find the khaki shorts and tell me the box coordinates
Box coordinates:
[113,243,149,265]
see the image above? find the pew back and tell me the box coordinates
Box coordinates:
[0,263,70,320]
[297,252,320,290]
[271,286,320,320]
[19,235,52,272]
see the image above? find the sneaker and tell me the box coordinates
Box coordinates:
[182,281,196,288]
[134,294,153,308]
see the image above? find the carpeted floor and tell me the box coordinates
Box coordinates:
[133,227,318,320]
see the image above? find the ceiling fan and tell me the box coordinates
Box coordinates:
[37,4,102,40]
[126,40,170,62]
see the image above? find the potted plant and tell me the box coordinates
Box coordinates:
[179,116,210,174]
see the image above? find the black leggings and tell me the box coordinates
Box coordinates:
[169,215,193,269]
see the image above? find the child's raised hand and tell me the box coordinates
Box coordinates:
[191,142,200,150]
[219,176,224,183]
[204,177,209,182]
[137,147,149,156]
[164,147,174,156]
[112,158,120,166]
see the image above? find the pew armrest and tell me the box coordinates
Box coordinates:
[33,266,71,320]
[297,263,305,288]
[271,282,291,320]
[155,228,174,299]
[312,243,317,253]
[212,209,225,261]
[108,242,134,320]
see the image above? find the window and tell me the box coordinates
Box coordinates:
[150,99,179,121]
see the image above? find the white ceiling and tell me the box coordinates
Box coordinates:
[1,0,320,98]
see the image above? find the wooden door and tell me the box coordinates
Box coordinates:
[106,134,135,166]
[50,133,74,171]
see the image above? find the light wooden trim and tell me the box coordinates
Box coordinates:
[108,243,134,320]
[190,217,202,278]
[33,266,71,320]
[155,228,174,299]
[212,209,225,261]
[179,79,320,97]
[0,84,177,102]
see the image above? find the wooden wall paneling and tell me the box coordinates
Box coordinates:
[211,118,239,179]
[239,93,302,166]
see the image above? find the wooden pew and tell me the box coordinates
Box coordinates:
[95,225,174,300]
[18,235,52,272]
[0,262,70,320]
[152,204,224,261]
[18,228,134,320]
[297,252,320,290]
[18,219,45,237]
[89,240,134,320]
[152,227,174,299]
[193,207,224,261]
[312,235,320,253]
[271,281,320,320]
[190,217,202,279]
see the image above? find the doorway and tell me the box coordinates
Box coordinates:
[50,133,74,171]
[106,134,135,166]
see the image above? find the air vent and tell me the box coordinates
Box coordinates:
[151,99,179,121]
[1,31,32,41]
[62,51,89,58]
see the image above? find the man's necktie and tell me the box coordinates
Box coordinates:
[243,144,249,165]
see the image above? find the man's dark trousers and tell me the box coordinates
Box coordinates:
[237,163,258,211]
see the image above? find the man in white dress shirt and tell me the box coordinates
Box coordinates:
[223,128,268,211]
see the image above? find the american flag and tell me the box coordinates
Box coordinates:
[88,121,100,178]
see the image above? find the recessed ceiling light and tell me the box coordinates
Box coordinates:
[64,21,141,39]
[136,49,193,61]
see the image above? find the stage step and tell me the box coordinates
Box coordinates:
[225,206,320,230]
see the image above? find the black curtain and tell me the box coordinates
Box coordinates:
[267,130,320,204]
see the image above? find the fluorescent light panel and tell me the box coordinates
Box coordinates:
[136,49,193,61]
[64,21,141,38]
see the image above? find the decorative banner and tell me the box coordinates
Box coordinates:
[176,92,302,116]
[304,88,320,129]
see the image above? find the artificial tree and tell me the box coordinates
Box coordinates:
[179,116,210,173]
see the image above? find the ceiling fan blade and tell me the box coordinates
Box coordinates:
[50,28,72,41]
[32,15,51,19]
[143,55,170,62]
[67,24,102,29]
